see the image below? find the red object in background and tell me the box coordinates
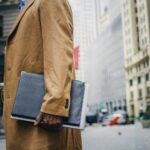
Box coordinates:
[110,116,120,126]
[74,46,79,70]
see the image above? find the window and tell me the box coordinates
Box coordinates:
[138,89,142,98]
[128,29,130,34]
[140,17,143,24]
[0,16,3,37]
[130,91,134,99]
[142,39,145,45]
[145,58,149,67]
[141,28,143,35]
[146,87,150,96]
[142,3,144,10]
[146,73,149,81]
[137,27,139,33]
[123,106,127,111]
[123,3,126,8]
[114,107,117,111]
[136,17,138,24]
[126,39,128,45]
[143,15,146,22]
[145,37,147,44]
[126,9,129,15]
[139,6,142,12]
[129,79,133,86]
[118,100,122,110]
[138,76,141,84]
[137,65,141,71]
[144,25,146,32]
[143,61,146,68]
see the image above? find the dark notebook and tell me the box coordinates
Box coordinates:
[11,71,88,129]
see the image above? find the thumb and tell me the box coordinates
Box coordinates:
[34,112,43,126]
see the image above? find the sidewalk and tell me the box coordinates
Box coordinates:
[0,116,5,150]
[0,116,4,137]
[0,139,6,150]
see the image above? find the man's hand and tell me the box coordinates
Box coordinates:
[34,112,63,130]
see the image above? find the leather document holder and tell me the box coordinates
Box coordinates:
[11,71,89,129]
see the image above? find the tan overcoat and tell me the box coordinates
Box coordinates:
[2,0,82,149]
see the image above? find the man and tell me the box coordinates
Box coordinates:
[3,0,82,149]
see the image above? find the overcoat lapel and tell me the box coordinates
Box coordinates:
[7,0,35,42]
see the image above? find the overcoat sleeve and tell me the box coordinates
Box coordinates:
[39,0,74,117]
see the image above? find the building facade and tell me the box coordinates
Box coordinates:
[86,14,126,112]
[122,0,150,117]
[0,1,19,82]
[71,0,127,112]
[69,0,99,81]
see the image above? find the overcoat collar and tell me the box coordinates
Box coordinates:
[7,0,35,42]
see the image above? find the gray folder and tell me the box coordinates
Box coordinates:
[11,71,86,129]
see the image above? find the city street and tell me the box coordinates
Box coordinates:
[82,122,150,150]
[1,0,150,149]
[0,122,150,150]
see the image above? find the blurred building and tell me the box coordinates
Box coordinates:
[0,0,19,82]
[99,13,110,33]
[70,0,101,81]
[87,14,126,113]
[71,0,127,112]
[95,0,101,33]
[0,0,19,127]
[98,0,110,33]
[86,0,126,113]
[122,0,150,117]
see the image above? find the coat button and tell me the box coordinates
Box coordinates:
[7,95,10,99]
[7,67,11,71]
[65,99,69,109]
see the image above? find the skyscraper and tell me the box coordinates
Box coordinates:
[122,0,150,117]
[86,0,126,111]
[70,0,126,112]
[69,0,99,81]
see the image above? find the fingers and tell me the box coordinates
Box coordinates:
[46,116,62,131]
[34,112,63,131]
[39,123,61,132]
[47,116,62,125]
[34,112,43,126]
[43,114,49,124]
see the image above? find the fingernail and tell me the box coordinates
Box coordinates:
[34,121,38,126]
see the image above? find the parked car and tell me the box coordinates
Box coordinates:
[101,110,128,126]
[101,115,113,126]
[97,112,103,122]
[112,110,128,125]
[86,107,98,125]
[141,106,150,128]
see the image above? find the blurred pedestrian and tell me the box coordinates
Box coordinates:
[2,0,82,149]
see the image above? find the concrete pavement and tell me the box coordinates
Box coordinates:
[82,122,150,150]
